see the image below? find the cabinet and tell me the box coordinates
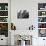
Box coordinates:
[0,0,11,45]
[0,3,8,46]
[0,3,8,37]
[38,3,46,37]
[0,35,8,45]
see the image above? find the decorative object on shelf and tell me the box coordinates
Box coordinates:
[0,3,8,10]
[38,23,46,28]
[5,6,8,10]
[38,11,46,16]
[39,29,46,37]
[42,11,46,16]
[11,23,16,30]
[0,6,1,10]
[0,23,8,37]
[42,12,45,16]
[29,25,35,30]
[17,10,29,19]
[40,8,44,10]
[0,11,8,16]
[38,17,43,22]
[0,17,8,22]
[38,3,46,10]
[38,17,46,22]
[0,23,8,30]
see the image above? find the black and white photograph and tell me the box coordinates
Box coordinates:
[17,10,29,19]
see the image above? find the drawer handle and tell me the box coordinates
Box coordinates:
[43,39,45,40]
[1,39,3,40]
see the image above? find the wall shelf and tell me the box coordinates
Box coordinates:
[38,16,46,17]
[38,3,46,37]
[0,22,8,23]
[38,22,46,23]
[0,10,8,11]
[38,28,46,29]
[38,10,46,11]
[0,16,8,17]
[0,3,8,37]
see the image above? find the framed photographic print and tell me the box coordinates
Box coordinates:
[17,10,29,19]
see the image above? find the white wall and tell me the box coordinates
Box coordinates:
[11,0,38,30]
[11,0,46,30]
[11,0,46,46]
